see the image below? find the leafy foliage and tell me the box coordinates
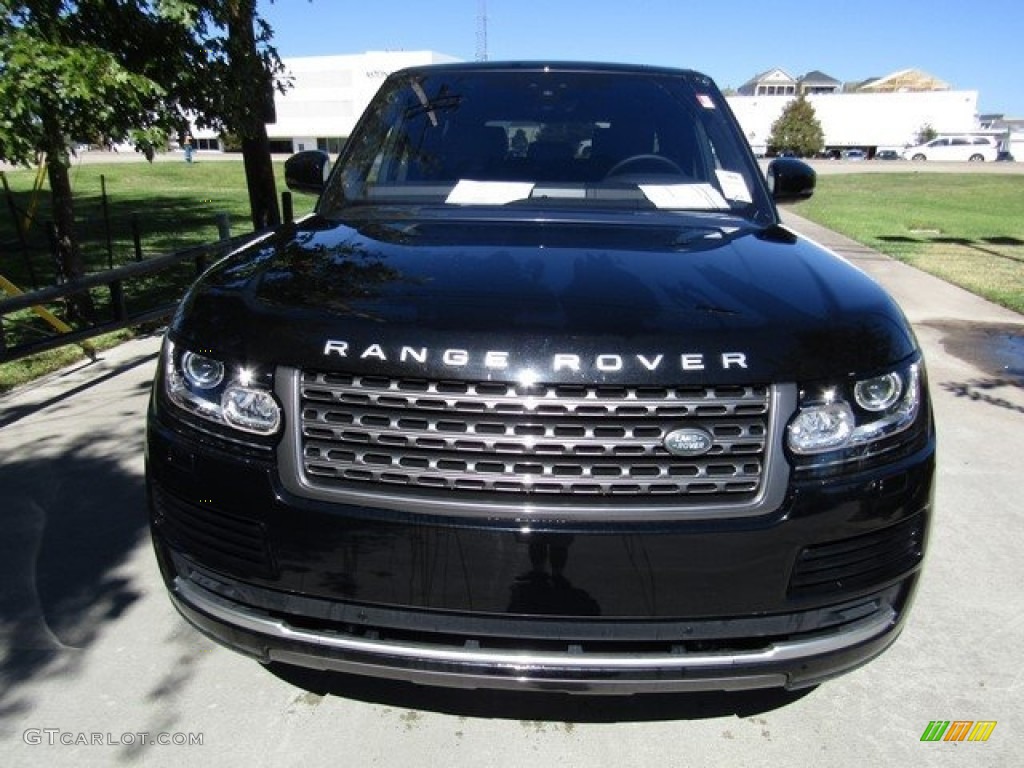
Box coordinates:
[0,3,190,163]
[159,0,286,228]
[768,95,824,158]
[915,123,938,145]
[1,2,195,304]
[0,0,286,282]
[159,0,285,136]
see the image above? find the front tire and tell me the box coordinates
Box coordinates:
[912,154,926,161]
[968,154,985,162]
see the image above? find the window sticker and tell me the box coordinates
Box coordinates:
[697,94,716,109]
[715,170,753,203]
[446,180,535,205]
[640,184,730,210]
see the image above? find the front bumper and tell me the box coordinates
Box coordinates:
[165,555,912,693]
[147,409,933,693]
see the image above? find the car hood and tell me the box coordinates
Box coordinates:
[172,210,918,385]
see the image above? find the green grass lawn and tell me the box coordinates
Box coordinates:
[792,173,1024,315]
[1,158,316,283]
[0,158,317,392]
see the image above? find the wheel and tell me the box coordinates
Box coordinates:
[604,154,685,178]
[968,154,985,162]
[911,154,926,161]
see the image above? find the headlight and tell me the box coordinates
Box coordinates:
[181,351,224,389]
[786,398,855,454]
[788,363,921,458]
[854,372,902,412]
[163,339,281,435]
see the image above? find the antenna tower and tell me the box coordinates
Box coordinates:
[475,0,488,61]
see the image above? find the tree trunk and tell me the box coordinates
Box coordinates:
[227,1,280,232]
[43,118,96,321]
[241,130,280,231]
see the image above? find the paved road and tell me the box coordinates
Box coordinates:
[1,214,1022,767]
[805,158,1024,175]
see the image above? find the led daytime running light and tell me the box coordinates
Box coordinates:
[788,364,921,456]
[164,340,281,436]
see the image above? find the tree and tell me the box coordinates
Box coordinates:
[165,0,286,231]
[768,95,825,158]
[0,1,193,313]
[915,123,938,145]
[0,0,288,303]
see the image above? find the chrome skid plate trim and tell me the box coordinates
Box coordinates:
[174,576,896,676]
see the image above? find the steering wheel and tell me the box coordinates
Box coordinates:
[604,153,685,179]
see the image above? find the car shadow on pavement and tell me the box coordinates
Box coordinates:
[0,425,149,732]
[266,664,815,721]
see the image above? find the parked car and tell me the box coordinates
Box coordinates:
[148,61,934,695]
[842,149,867,161]
[875,149,902,161]
[902,135,998,162]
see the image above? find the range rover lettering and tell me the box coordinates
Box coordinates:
[147,62,935,693]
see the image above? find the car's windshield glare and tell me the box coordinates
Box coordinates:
[328,69,767,218]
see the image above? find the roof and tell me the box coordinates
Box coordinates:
[738,68,796,89]
[389,60,706,79]
[856,68,951,92]
[799,70,840,85]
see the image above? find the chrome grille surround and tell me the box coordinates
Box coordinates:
[277,367,793,521]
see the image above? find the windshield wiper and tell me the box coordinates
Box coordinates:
[405,82,463,125]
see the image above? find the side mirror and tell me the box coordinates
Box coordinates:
[766,158,816,203]
[285,150,331,195]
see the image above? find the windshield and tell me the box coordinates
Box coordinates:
[322,66,773,222]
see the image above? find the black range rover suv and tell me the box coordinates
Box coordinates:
[147,62,935,693]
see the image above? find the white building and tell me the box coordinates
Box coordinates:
[727,90,982,155]
[190,50,458,153]
[192,54,987,158]
[271,50,459,153]
[737,68,798,97]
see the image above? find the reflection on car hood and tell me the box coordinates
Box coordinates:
[173,211,917,384]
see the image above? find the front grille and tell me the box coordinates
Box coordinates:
[295,371,772,502]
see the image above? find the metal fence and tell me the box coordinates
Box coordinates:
[0,175,298,363]
[0,230,259,362]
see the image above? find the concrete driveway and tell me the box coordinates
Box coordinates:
[1,213,1021,767]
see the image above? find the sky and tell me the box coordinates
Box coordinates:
[257,0,1024,117]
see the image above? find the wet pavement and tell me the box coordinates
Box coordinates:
[921,320,1024,378]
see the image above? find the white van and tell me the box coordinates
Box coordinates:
[902,135,998,162]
